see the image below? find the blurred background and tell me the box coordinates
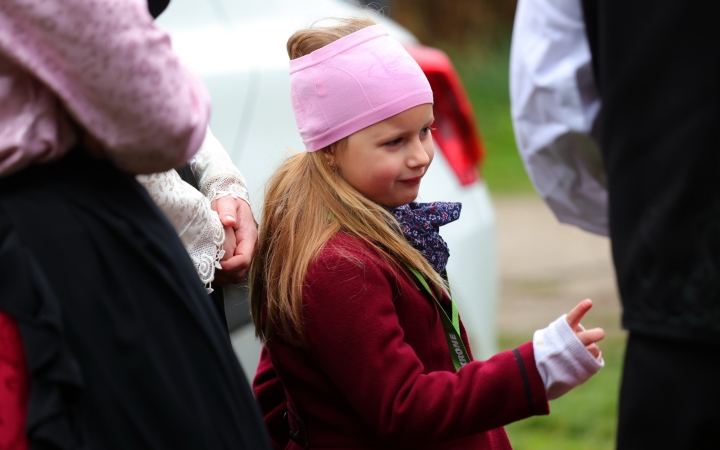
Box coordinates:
[378,1,624,448]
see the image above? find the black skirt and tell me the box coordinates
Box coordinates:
[0,150,270,449]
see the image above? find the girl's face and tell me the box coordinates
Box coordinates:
[328,104,435,207]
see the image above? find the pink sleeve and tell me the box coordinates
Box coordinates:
[0,0,210,173]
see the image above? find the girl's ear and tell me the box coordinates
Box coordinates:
[324,150,336,169]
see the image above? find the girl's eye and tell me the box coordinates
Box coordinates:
[420,126,435,137]
[384,137,402,147]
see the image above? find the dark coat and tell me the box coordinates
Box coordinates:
[0,150,270,449]
[581,0,720,344]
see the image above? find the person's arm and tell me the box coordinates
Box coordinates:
[533,300,604,400]
[139,129,256,288]
[137,170,225,290]
[191,128,257,284]
[510,0,608,236]
[301,250,549,443]
[191,128,251,207]
[0,0,210,174]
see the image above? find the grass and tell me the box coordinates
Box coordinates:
[443,43,536,194]
[498,333,626,450]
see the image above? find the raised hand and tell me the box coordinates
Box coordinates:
[566,299,605,361]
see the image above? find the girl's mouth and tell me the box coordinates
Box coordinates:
[399,176,422,186]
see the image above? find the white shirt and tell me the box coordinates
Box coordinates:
[510,0,608,236]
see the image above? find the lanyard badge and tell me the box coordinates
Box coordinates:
[404,264,472,372]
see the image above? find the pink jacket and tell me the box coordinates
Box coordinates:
[0,0,210,176]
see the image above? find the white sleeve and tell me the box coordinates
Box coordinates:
[510,0,609,236]
[533,315,604,400]
[190,127,251,207]
[137,170,225,291]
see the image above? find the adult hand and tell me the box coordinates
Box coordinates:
[211,196,258,285]
[566,299,605,361]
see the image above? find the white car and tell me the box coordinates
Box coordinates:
[157,0,498,381]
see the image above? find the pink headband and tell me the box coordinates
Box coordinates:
[289,25,434,152]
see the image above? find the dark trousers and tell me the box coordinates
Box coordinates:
[617,332,720,449]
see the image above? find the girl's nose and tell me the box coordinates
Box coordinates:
[407,138,431,168]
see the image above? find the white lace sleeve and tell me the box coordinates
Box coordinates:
[137,170,225,291]
[190,127,250,206]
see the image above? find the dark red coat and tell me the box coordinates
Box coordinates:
[0,312,29,449]
[253,233,549,449]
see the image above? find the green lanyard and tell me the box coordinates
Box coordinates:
[404,264,471,372]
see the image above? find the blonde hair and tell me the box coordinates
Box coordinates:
[250,17,447,345]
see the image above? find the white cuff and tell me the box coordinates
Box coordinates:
[203,176,251,205]
[533,314,604,400]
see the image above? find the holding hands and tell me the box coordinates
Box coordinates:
[212,196,258,285]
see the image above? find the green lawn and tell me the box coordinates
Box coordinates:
[497,333,625,449]
[445,45,535,194]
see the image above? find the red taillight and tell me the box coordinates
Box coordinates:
[405,45,485,186]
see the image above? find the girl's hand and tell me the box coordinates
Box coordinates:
[566,299,605,361]
[220,226,236,262]
[533,299,605,400]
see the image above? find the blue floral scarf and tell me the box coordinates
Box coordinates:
[388,202,462,273]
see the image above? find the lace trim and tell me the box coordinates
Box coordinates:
[186,209,225,292]
[202,174,250,204]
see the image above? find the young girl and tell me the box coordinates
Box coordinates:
[251,17,604,449]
